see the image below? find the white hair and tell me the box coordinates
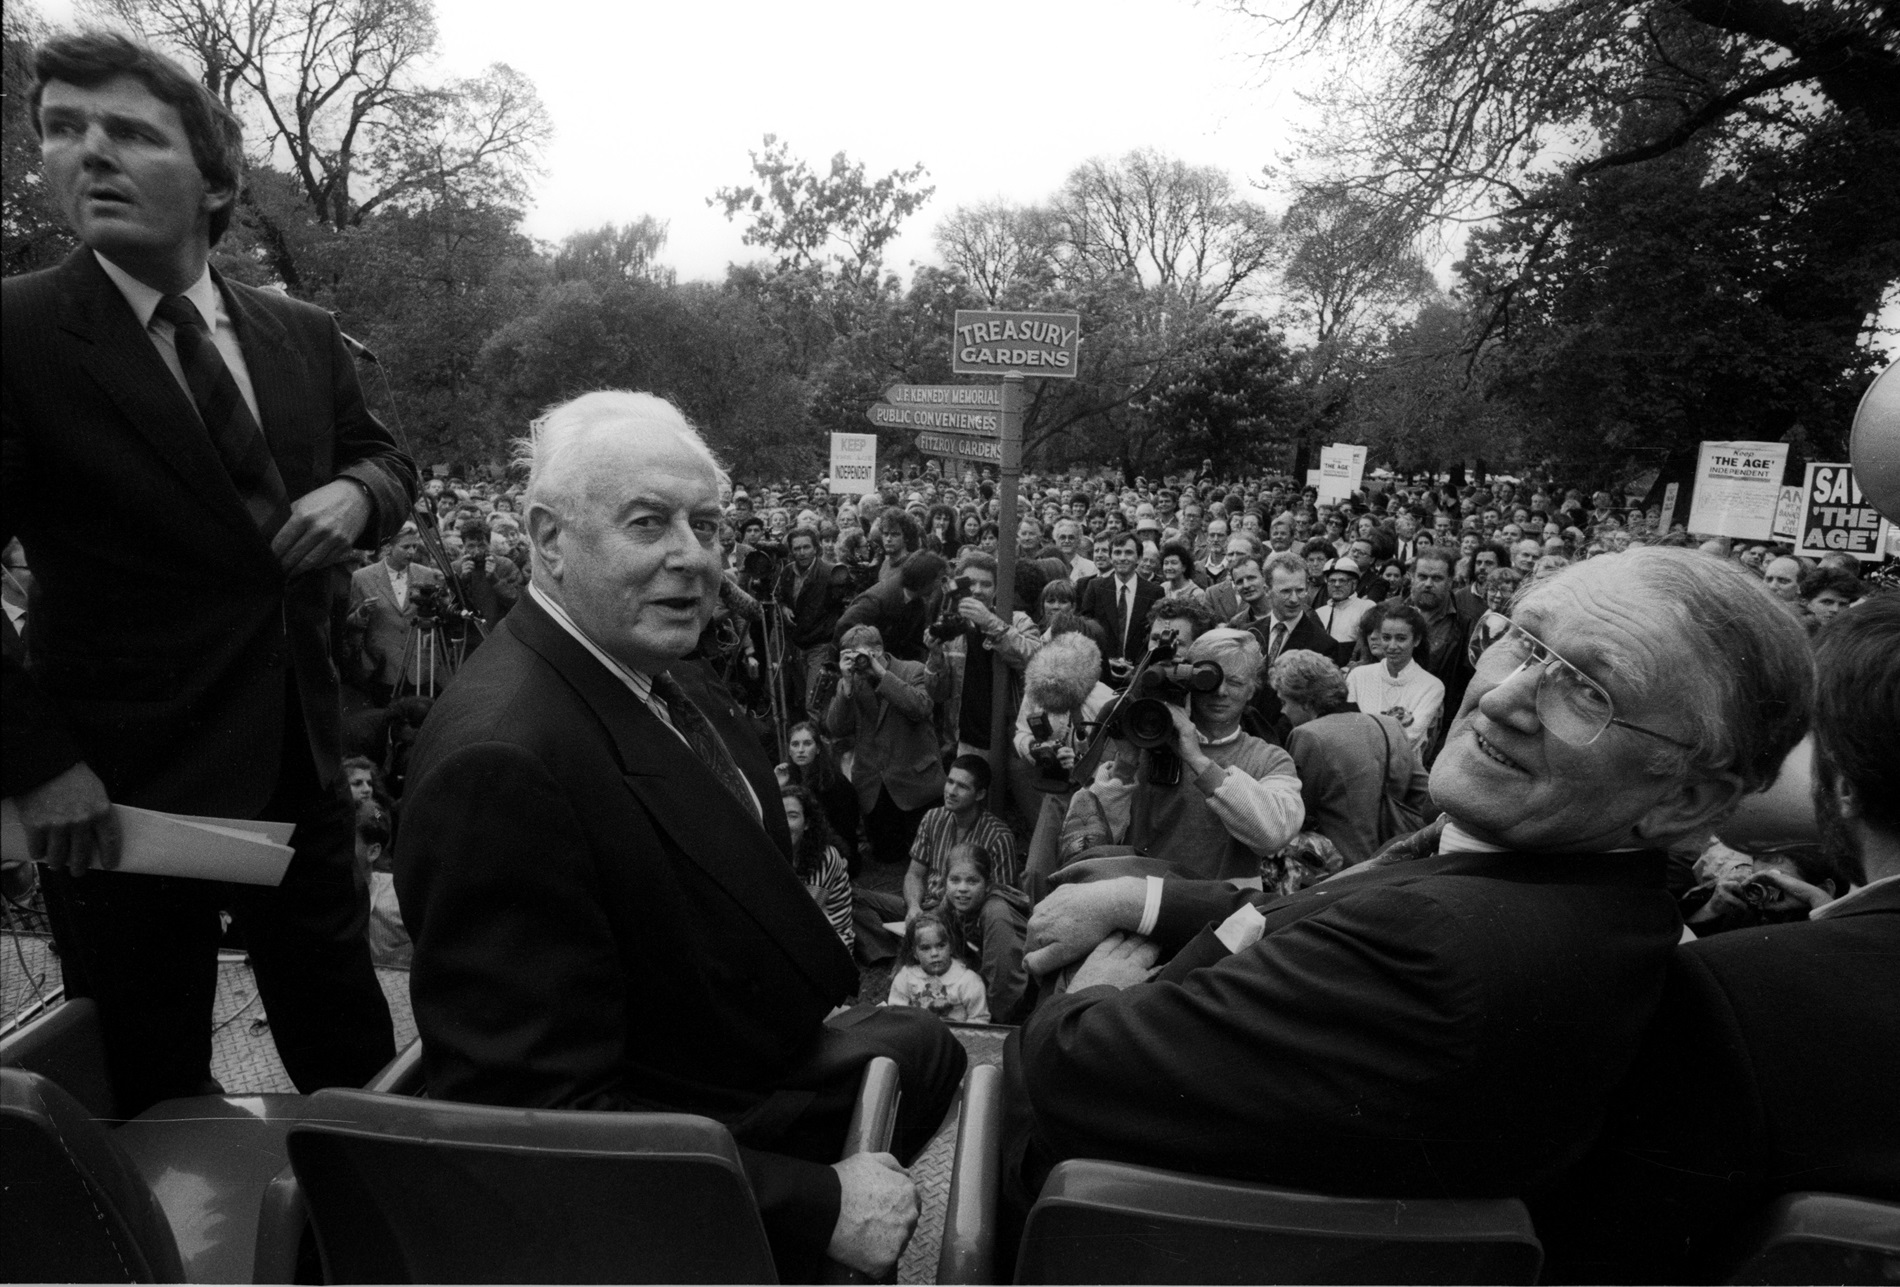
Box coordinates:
[512,390,729,517]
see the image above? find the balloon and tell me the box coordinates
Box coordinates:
[1849,363,1899,522]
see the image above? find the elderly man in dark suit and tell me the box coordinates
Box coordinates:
[2,32,410,1115]
[395,391,964,1281]
[1006,549,1812,1227]
[1535,595,1900,1283]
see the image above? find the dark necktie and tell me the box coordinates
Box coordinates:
[1270,622,1288,660]
[650,671,757,818]
[153,294,290,536]
[1117,583,1130,650]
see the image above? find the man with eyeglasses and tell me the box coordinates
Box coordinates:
[1000,549,1811,1225]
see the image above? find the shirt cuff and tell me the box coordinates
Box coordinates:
[1137,875,1165,937]
[1214,903,1267,954]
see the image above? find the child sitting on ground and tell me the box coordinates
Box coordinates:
[883,912,989,1023]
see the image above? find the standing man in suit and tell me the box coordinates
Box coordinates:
[396,391,964,1281]
[1008,550,1811,1226]
[1535,595,1900,1284]
[347,528,442,703]
[774,525,847,717]
[1234,552,1345,733]
[2,32,410,1114]
[1079,531,1162,673]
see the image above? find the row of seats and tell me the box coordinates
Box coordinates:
[4,998,1895,1283]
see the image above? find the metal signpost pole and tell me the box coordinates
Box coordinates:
[988,374,1023,801]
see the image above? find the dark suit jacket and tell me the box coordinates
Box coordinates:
[1240,609,1347,728]
[1,250,414,810]
[1078,573,1164,661]
[1011,849,1681,1202]
[1534,880,1900,1283]
[834,575,934,661]
[777,557,848,649]
[396,593,860,1255]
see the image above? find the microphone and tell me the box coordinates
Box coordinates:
[339,330,380,364]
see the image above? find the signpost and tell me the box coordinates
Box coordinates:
[954,309,1081,801]
[857,314,1084,799]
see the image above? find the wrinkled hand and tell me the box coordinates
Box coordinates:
[1024,876,1147,977]
[272,478,372,576]
[827,1151,918,1277]
[1069,930,1161,991]
[16,761,120,878]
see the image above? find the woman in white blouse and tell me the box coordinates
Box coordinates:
[1346,602,1445,758]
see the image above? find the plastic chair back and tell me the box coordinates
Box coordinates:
[287,1087,778,1284]
[1725,1192,1900,1285]
[0,1067,184,1283]
[0,996,118,1120]
[1015,1159,1543,1285]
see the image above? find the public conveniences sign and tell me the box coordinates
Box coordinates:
[952,311,1081,378]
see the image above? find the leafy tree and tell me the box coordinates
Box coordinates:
[554,217,674,286]
[1051,148,1277,310]
[1138,312,1304,475]
[1337,297,1521,473]
[1,0,74,275]
[711,133,933,289]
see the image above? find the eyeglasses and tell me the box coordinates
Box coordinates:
[1473,612,1696,751]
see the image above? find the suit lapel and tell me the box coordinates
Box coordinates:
[507,596,855,998]
[55,251,265,551]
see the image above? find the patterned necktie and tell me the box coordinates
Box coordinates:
[649,671,757,818]
[1270,622,1288,661]
[153,294,290,536]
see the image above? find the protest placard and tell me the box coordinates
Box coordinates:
[1686,441,1787,538]
[827,432,878,496]
[1795,463,1888,561]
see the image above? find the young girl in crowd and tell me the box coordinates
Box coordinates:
[884,912,989,1023]
[781,784,853,949]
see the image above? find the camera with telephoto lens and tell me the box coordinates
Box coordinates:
[932,576,977,642]
[1104,632,1225,750]
[1026,712,1069,791]
[1102,630,1225,787]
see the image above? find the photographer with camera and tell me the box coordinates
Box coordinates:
[1062,627,1304,882]
[827,624,950,867]
[454,518,519,647]
[348,528,443,705]
[925,550,1040,759]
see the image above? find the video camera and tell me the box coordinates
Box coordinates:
[1098,629,1224,786]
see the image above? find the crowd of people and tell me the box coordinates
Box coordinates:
[293,456,1894,1023]
[4,29,1893,1285]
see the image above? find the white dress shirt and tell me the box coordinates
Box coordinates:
[96,253,261,425]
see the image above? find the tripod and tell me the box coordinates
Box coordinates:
[390,615,462,700]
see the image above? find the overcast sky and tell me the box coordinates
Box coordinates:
[427,0,1315,283]
[35,0,1896,350]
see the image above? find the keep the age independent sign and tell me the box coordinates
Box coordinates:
[1795,463,1889,561]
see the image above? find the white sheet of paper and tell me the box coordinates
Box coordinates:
[0,801,294,886]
